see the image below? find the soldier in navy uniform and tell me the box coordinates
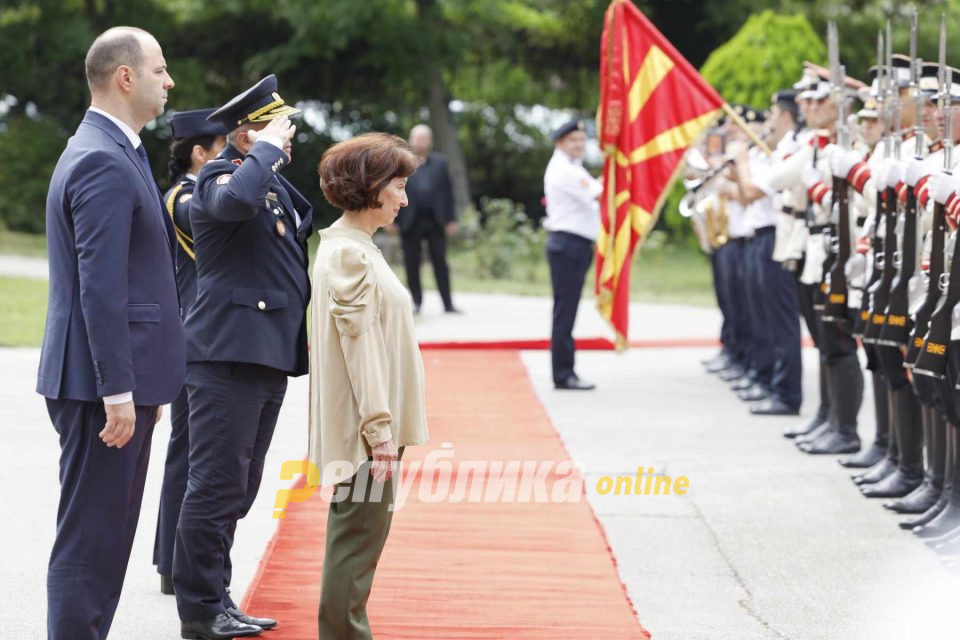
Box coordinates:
[153,108,228,595]
[172,75,312,640]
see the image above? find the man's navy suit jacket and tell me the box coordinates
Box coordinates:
[37,110,186,406]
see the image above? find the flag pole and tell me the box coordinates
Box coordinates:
[721,102,773,155]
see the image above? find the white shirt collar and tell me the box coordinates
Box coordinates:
[88,107,142,148]
[186,173,198,181]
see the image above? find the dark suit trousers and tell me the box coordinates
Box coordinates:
[715,239,753,371]
[402,216,453,309]
[547,231,594,384]
[173,361,287,621]
[152,385,190,576]
[45,398,158,640]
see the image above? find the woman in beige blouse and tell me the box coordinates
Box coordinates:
[311,132,429,639]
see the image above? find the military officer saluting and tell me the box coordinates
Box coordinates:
[154,108,228,595]
[172,75,312,640]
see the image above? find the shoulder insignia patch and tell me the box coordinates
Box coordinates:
[216,174,231,185]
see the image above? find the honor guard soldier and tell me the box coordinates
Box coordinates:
[172,75,312,640]
[153,108,228,595]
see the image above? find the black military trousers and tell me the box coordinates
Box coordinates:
[749,228,803,408]
[711,249,734,357]
[153,384,190,577]
[402,216,453,309]
[45,398,158,640]
[715,238,754,371]
[797,281,821,349]
[173,361,287,621]
[547,230,594,384]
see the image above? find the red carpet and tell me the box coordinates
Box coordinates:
[418,336,814,350]
[242,350,651,639]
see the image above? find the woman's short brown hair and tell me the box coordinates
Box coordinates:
[318,132,420,211]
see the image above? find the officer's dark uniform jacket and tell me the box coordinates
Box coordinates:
[184,141,313,376]
[164,176,199,311]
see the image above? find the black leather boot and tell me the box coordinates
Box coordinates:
[885,407,945,513]
[902,425,955,529]
[862,387,924,497]
[796,364,836,446]
[784,362,830,438]
[914,423,960,538]
[840,371,889,467]
[800,355,862,454]
[854,383,900,485]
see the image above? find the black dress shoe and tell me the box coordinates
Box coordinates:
[883,480,941,514]
[860,469,923,498]
[749,397,800,416]
[900,492,948,529]
[717,366,745,382]
[738,385,769,403]
[838,442,886,468]
[554,375,595,390]
[160,574,175,595]
[799,430,860,454]
[731,377,753,391]
[852,456,897,485]
[703,353,729,370]
[227,607,277,630]
[181,613,262,639]
[783,410,828,439]
[444,306,462,314]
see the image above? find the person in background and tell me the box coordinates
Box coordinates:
[543,119,601,390]
[393,123,460,314]
[153,108,227,596]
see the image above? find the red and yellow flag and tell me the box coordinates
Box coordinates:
[596,0,724,348]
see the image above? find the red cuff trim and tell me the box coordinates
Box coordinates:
[847,162,872,194]
[807,182,830,205]
[916,175,932,208]
[897,181,908,205]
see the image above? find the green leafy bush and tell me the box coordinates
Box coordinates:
[461,197,546,281]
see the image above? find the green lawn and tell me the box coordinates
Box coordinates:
[0,276,47,347]
[410,242,715,306]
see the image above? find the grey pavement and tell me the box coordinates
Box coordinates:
[2,291,953,639]
[523,346,960,640]
[0,253,47,279]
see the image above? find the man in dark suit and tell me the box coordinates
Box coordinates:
[173,75,312,640]
[394,123,460,313]
[36,26,183,640]
[153,108,228,596]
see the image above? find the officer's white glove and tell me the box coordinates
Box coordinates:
[831,148,863,179]
[872,161,890,190]
[932,170,960,205]
[802,164,824,190]
[845,252,868,287]
[885,160,905,189]
[904,156,929,188]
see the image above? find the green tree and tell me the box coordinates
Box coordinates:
[700,11,826,108]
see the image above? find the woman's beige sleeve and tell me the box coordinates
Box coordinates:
[326,244,393,447]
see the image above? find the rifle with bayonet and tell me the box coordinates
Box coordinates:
[878,10,923,348]
[823,20,853,323]
[907,16,951,368]
[864,19,903,344]
[854,30,891,338]
[915,23,960,378]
